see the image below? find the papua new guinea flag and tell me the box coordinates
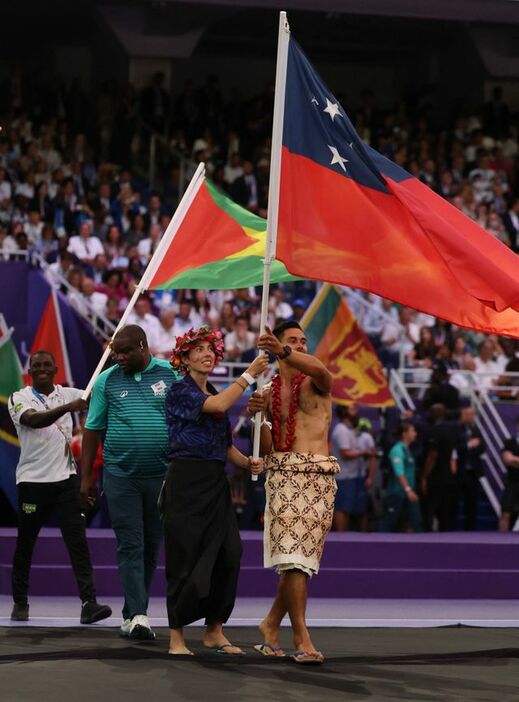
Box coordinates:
[148,180,296,290]
[277,39,519,337]
[302,285,393,408]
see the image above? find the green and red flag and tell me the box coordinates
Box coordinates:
[148,180,297,290]
[302,285,394,407]
[0,314,23,403]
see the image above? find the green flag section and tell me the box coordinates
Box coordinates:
[148,180,298,290]
[0,324,23,403]
[302,285,394,407]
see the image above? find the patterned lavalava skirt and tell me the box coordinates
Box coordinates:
[264,452,339,576]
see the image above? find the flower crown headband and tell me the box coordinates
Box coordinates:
[171,326,224,376]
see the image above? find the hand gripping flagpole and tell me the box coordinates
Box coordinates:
[82,162,206,401]
[252,11,290,480]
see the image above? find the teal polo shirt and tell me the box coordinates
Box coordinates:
[387,441,416,497]
[85,357,180,478]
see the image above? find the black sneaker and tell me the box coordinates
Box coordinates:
[11,603,29,621]
[80,601,112,625]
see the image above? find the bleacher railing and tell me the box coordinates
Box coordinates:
[0,249,117,342]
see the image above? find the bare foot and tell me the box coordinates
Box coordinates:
[259,619,285,656]
[168,645,194,655]
[203,632,243,655]
[293,634,320,656]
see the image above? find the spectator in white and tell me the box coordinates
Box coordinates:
[380,307,418,368]
[0,223,17,259]
[81,278,108,318]
[363,297,397,348]
[224,152,244,185]
[154,309,177,358]
[224,315,256,361]
[137,223,162,266]
[269,288,293,321]
[48,251,76,287]
[474,339,501,391]
[68,219,104,265]
[24,209,43,244]
[127,297,161,352]
[173,300,199,336]
[0,167,12,213]
[15,170,36,201]
[39,133,61,172]
[331,405,374,531]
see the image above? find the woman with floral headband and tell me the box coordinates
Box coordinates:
[164,325,268,656]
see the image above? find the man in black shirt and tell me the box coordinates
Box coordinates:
[422,364,460,417]
[457,405,485,531]
[500,418,519,530]
[421,404,461,531]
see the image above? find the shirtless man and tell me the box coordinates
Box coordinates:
[249,321,338,664]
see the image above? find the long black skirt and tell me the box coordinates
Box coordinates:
[164,459,242,629]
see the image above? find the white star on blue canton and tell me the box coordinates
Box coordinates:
[323,99,341,121]
[328,145,348,171]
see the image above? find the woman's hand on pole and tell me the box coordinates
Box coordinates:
[248,456,264,475]
[247,352,269,378]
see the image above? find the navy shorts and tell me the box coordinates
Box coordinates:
[335,477,368,515]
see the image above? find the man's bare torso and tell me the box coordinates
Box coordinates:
[267,375,331,455]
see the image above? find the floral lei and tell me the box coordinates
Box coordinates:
[171,326,224,376]
[271,372,306,452]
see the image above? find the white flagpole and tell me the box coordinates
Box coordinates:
[252,11,291,478]
[82,162,206,400]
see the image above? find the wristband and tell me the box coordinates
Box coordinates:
[241,372,256,386]
[261,419,273,430]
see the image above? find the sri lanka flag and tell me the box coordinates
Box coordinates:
[277,37,519,336]
[302,285,393,408]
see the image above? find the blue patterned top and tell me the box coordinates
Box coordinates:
[165,374,232,462]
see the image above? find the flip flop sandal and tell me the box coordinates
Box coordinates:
[212,643,246,656]
[292,650,324,665]
[254,643,286,657]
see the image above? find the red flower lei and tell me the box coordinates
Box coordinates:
[271,372,305,452]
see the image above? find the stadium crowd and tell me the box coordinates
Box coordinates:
[2,69,519,532]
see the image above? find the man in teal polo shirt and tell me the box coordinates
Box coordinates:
[382,421,422,533]
[81,324,179,640]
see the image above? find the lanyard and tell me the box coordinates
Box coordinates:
[32,387,52,409]
[31,387,75,466]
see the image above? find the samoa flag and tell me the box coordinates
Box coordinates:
[277,38,519,337]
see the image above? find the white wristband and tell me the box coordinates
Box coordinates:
[241,372,255,386]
